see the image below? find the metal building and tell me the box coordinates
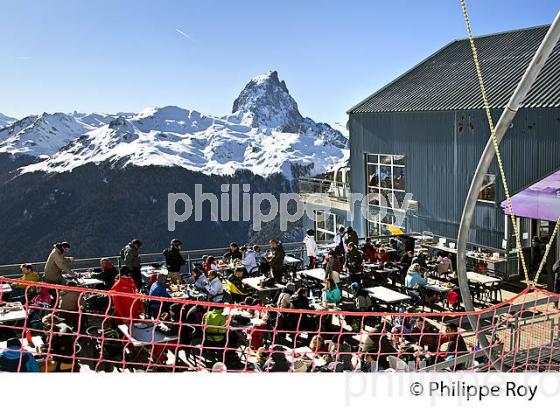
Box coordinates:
[301,25,560,281]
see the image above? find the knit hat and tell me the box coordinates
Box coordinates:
[285,282,295,292]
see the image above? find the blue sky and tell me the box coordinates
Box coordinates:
[1,0,558,124]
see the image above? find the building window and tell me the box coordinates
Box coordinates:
[314,210,338,241]
[365,153,406,236]
[478,174,496,203]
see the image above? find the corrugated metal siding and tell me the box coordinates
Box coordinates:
[349,26,560,113]
[349,108,560,248]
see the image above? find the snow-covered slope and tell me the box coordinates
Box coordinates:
[0,113,17,128]
[0,113,91,157]
[18,71,348,178]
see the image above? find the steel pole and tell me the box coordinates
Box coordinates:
[457,11,560,370]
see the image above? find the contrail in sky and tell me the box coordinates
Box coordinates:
[175,28,195,42]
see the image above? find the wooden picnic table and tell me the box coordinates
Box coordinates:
[242,276,285,292]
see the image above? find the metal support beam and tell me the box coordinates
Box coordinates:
[457,11,560,371]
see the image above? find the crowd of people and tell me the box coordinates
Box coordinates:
[0,228,496,373]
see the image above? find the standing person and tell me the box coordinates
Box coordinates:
[303,229,319,269]
[240,245,258,275]
[345,226,359,251]
[323,249,342,284]
[334,226,346,257]
[110,267,144,322]
[121,239,143,290]
[89,258,118,290]
[345,242,363,283]
[44,242,75,285]
[268,240,286,283]
[163,239,186,285]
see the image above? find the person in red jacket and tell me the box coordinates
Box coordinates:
[110,267,144,322]
[375,247,391,264]
[362,238,376,262]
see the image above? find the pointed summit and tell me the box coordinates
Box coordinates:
[232,70,304,133]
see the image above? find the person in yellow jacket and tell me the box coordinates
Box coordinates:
[202,307,228,344]
[12,264,40,299]
[225,267,250,303]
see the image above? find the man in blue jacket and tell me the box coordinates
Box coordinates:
[0,338,40,372]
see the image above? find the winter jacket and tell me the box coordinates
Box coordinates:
[13,271,40,288]
[304,235,318,258]
[44,247,72,284]
[269,245,285,273]
[345,230,359,248]
[405,270,428,289]
[241,250,258,274]
[202,309,227,343]
[290,294,310,310]
[362,243,376,262]
[323,285,342,305]
[226,274,249,296]
[205,277,224,303]
[223,249,242,262]
[163,247,186,272]
[110,276,144,320]
[91,265,118,289]
[148,281,170,314]
[345,249,363,273]
[121,243,141,270]
[276,290,293,309]
[0,349,39,372]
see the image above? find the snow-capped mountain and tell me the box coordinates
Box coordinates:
[0,113,17,128]
[0,113,92,157]
[20,71,348,178]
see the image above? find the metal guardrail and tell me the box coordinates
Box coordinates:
[299,176,350,201]
[0,240,329,278]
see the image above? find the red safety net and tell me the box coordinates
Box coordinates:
[0,277,559,373]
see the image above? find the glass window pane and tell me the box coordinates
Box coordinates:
[393,167,405,190]
[367,154,378,164]
[325,214,335,233]
[380,166,392,189]
[380,155,392,165]
[393,155,406,166]
[367,164,379,187]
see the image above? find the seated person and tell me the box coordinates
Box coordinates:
[404,263,428,305]
[309,335,326,356]
[413,317,441,353]
[322,278,342,305]
[439,323,468,367]
[10,264,40,301]
[110,267,144,322]
[225,267,250,303]
[184,267,208,291]
[222,242,242,263]
[360,324,397,371]
[290,287,310,309]
[0,337,39,372]
[263,345,291,372]
[148,273,171,316]
[240,246,258,276]
[89,258,118,290]
[58,280,82,329]
[202,306,228,345]
[436,252,453,276]
[202,256,218,273]
[362,238,376,263]
[326,335,355,371]
[204,270,224,303]
[411,252,428,269]
[349,282,372,311]
[375,247,391,264]
[275,282,295,309]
